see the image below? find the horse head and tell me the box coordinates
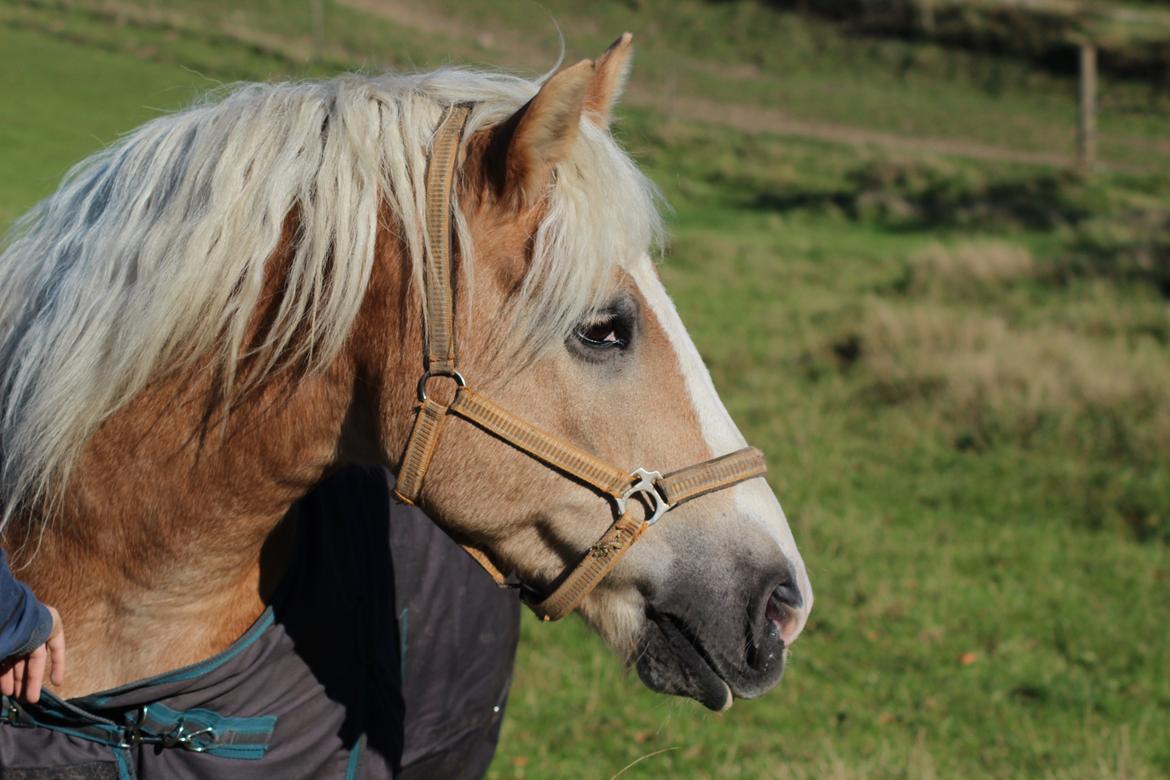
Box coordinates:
[352,35,813,710]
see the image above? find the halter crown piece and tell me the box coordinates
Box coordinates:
[394,105,769,621]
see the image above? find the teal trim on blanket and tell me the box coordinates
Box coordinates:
[1,691,123,744]
[112,747,134,780]
[346,733,366,780]
[84,607,276,707]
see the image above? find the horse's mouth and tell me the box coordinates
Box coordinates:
[635,603,790,711]
[635,609,735,711]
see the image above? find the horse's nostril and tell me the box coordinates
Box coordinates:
[772,579,803,611]
[764,578,803,633]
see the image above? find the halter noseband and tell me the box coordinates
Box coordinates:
[394,104,768,621]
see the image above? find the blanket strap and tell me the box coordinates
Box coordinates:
[1,694,276,761]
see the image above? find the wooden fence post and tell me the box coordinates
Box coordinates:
[311,0,325,63]
[1078,42,1097,173]
[920,0,937,36]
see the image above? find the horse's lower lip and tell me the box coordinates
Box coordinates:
[640,610,734,710]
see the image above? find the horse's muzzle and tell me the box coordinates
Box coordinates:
[634,557,806,710]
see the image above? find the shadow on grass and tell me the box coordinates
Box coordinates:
[746,159,1095,231]
[736,158,1170,297]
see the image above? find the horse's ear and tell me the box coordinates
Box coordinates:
[495,58,595,206]
[584,33,634,128]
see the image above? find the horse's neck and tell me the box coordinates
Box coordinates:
[12,358,358,697]
[5,214,417,697]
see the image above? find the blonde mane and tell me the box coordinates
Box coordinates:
[0,68,663,530]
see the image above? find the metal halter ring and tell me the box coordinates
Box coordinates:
[615,468,670,525]
[417,369,466,403]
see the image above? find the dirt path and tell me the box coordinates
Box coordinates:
[633,90,1075,167]
[337,0,1078,168]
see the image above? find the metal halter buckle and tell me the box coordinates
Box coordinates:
[615,468,670,525]
[417,369,466,402]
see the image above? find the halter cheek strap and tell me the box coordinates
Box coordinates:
[395,104,768,621]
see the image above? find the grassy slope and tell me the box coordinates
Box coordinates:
[0,27,212,224]
[2,3,1168,778]
[5,0,1170,172]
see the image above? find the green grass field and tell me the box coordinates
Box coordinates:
[3,1,1169,777]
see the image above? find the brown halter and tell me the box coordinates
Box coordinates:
[394,104,769,621]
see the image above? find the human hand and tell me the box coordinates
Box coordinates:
[0,605,65,704]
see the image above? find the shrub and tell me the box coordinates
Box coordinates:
[842,159,1092,230]
[908,240,1036,296]
[758,0,1170,84]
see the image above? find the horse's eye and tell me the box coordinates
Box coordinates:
[568,299,637,363]
[575,315,630,350]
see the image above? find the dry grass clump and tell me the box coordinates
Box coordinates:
[908,240,1035,297]
[835,302,1170,456]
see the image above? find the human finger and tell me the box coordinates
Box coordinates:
[48,625,66,687]
[12,659,25,700]
[24,647,46,703]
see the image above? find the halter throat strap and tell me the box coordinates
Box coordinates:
[394,104,767,621]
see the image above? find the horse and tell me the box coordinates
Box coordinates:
[0,32,811,772]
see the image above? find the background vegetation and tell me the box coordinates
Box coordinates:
[768,0,1170,82]
[2,0,1168,776]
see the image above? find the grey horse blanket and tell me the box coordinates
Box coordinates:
[0,468,520,779]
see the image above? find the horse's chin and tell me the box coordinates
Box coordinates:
[634,609,745,711]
